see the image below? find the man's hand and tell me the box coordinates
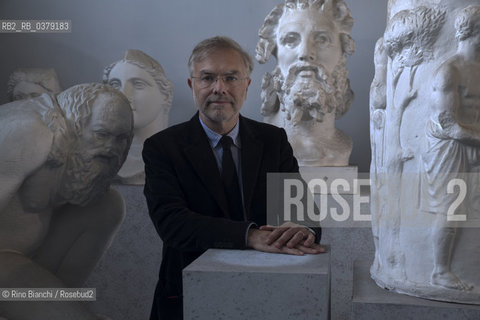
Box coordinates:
[259,222,321,250]
[247,224,325,256]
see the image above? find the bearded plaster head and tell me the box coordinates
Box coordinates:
[53,83,133,205]
[256,0,354,125]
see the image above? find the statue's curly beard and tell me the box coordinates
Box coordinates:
[59,150,122,206]
[279,63,335,126]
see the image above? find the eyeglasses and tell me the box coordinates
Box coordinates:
[191,74,249,89]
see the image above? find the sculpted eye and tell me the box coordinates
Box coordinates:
[109,79,121,90]
[133,79,149,90]
[281,32,300,48]
[94,131,109,139]
[314,32,331,46]
[117,133,129,141]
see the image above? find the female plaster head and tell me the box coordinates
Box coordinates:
[103,50,173,130]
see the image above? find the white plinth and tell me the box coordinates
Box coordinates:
[352,260,480,320]
[183,249,331,320]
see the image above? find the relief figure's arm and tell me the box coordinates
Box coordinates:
[431,64,480,145]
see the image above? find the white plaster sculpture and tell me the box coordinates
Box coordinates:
[104,49,173,185]
[256,0,355,166]
[7,68,62,102]
[371,0,480,304]
[0,83,133,319]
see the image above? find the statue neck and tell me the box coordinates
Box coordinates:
[458,40,480,62]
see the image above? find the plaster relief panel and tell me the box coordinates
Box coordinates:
[371,1,480,304]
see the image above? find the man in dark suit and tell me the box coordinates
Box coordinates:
[143,36,324,320]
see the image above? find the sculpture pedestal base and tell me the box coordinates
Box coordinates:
[86,185,162,320]
[352,260,480,320]
[183,249,331,320]
[300,165,359,194]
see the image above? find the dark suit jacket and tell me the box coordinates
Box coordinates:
[143,113,321,319]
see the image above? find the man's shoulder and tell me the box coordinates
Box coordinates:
[240,115,287,140]
[146,119,192,144]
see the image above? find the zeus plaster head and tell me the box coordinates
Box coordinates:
[256,0,354,124]
[7,68,62,102]
[104,49,173,134]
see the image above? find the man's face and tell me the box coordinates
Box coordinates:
[276,9,342,78]
[107,61,167,130]
[188,48,251,132]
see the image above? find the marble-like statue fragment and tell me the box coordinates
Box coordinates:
[371,0,480,304]
[369,37,387,278]
[0,83,133,319]
[256,0,355,166]
[104,49,173,185]
[7,68,62,101]
[423,4,480,292]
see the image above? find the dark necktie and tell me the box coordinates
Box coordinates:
[220,135,244,221]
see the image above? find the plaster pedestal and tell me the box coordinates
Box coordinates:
[300,165,359,194]
[352,260,480,320]
[183,248,331,320]
[86,185,162,320]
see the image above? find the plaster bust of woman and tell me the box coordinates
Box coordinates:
[104,49,173,185]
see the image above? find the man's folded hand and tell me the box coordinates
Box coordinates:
[247,222,325,256]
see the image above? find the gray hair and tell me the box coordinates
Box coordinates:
[103,49,174,107]
[256,0,354,64]
[7,68,62,102]
[188,36,254,76]
[455,5,480,41]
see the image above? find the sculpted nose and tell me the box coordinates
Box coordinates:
[107,139,124,158]
[122,85,135,110]
[298,40,315,63]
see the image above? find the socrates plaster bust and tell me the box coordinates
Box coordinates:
[0,83,133,319]
[104,50,173,185]
[256,0,355,166]
[7,68,62,102]
[370,0,480,304]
